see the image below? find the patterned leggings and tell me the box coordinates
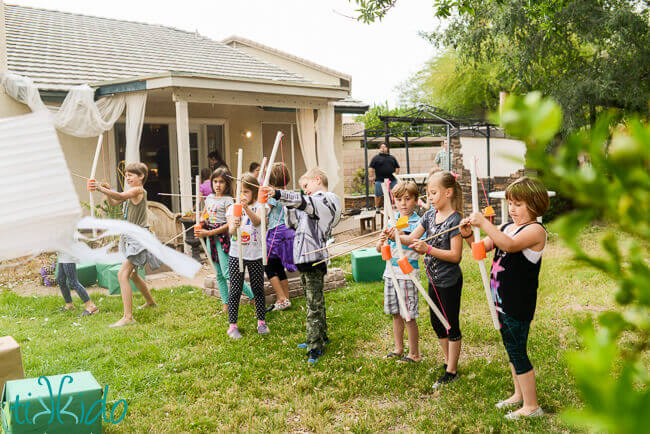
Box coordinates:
[227,256,266,324]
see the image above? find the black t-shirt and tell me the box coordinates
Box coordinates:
[369,153,399,182]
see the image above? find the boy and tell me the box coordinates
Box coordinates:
[377,181,422,362]
[261,168,341,365]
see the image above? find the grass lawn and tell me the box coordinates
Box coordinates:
[0,226,621,432]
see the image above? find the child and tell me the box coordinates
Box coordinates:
[199,168,212,198]
[194,168,255,314]
[407,171,464,387]
[249,162,261,179]
[89,162,160,328]
[225,174,268,338]
[260,167,342,365]
[460,177,548,419]
[56,251,99,316]
[376,181,421,362]
[265,163,297,312]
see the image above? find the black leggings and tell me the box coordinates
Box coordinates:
[228,257,266,324]
[265,257,287,281]
[428,276,463,341]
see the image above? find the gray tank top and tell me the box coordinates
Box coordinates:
[124,190,148,228]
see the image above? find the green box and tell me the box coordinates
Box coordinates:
[95,263,119,289]
[55,263,97,288]
[1,371,102,433]
[351,248,385,282]
[106,264,144,295]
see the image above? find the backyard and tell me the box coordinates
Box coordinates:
[0,225,626,432]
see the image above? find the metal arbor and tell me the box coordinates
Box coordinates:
[362,104,496,208]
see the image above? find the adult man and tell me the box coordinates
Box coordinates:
[433,140,453,171]
[369,143,400,209]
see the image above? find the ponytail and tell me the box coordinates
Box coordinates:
[429,171,463,217]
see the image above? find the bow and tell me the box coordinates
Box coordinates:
[195,174,217,272]
[470,158,501,329]
[260,131,284,266]
[381,180,411,322]
[88,134,103,237]
[381,181,450,330]
[234,148,244,272]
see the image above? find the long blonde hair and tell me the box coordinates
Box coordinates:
[429,171,463,216]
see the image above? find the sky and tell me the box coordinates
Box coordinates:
[10,0,442,106]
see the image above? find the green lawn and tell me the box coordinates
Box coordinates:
[0,227,619,432]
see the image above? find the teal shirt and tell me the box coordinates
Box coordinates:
[267,197,286,230]
[387,211,422,270]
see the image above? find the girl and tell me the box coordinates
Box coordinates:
[198,168,212,198]
[377,181,421,362]
[89,162,160,328]
[56,251,99,316]
[225,174,268,339]
[265,163,297,312]
[460,177,548,419]
[406,171,464,387]
[194,168,255,314]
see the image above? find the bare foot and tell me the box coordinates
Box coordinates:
[109,317,136,328]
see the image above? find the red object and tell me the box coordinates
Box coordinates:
[258,190,268,204]
[472,241,486,260]
[86,179,95,191]
[397,257,414,274]
[381,245,392,260]
[233,203,243,217]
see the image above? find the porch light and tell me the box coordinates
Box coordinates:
[241,130,252,139]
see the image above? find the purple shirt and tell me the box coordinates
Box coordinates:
[199,180,212,197]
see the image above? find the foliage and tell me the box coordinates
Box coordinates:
[349,168,367,195]
[38,261,57,287]
[80,199,123,220]
[543,194,574,223]
[396,49,500,118]
[354,102,412,131]
[498,92,650,432]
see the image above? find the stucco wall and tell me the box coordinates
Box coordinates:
[459,137,526,177]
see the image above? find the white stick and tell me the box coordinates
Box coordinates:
[381,182,410,322]
[258,157,267,184]
[196,174,216,271]
[383,181,450,330]
[471,158,501,330]
[261,131,283,266]
[236,148,244,273]
[89,134,103,237]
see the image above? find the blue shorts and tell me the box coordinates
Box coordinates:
[374,179,397,196]
[499,311,533,375]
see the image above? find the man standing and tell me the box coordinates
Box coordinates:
[369,143,400,209]
[433,139,453,171]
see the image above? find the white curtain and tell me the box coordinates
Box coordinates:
[295,108,317,170]
[1,72,127,138]
[316,102,339,190]
[125,92,147,164]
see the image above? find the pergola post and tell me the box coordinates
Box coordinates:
[446,124,451,171]
[363,129,370,209]
[404,131,410,173]
[175,100,192,213]
[486,124,491,193]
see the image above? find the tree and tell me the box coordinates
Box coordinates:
[354,103,411,131]
[396,49,500,118]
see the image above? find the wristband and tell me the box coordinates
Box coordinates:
[427,245,433,256]
[462,232,473,239]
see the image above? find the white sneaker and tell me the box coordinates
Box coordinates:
[505,407,544,420]
[495,399,523,409]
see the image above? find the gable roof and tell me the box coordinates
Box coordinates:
[4,4,313,91]
[222,35,351,81]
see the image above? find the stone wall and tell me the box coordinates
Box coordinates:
[203,268,347,305]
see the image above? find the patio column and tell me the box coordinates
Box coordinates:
[175,100,192,213]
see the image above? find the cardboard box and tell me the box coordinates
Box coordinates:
[1,372,103,433]
[0,337,24,395]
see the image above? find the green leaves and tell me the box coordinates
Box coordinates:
[499,92,650,433]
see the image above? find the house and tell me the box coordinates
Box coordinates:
[0,2,368,214]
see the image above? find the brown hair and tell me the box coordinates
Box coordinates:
[299,167,328,188]
[268,162,291,188]
[429,171,464,216]
[505,177,549,218]
[392,181,419,199]
[200,168,212,183]
[210,167,233,196]
[125,162,148,184]
[241,173,259,199]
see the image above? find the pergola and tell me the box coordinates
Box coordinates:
[362,105,497,208]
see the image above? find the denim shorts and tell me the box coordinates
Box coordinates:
[374,179,397,196]
[499,311,533,375]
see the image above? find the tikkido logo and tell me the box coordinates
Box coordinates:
[10,375,128,426]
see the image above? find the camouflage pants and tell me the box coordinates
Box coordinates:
[302,269,327,352]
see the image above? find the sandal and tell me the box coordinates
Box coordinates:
[383,352,403,359]
[79,308,99,317]
[398,356,420,363]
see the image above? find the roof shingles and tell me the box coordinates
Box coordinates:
[4,4,311,91]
